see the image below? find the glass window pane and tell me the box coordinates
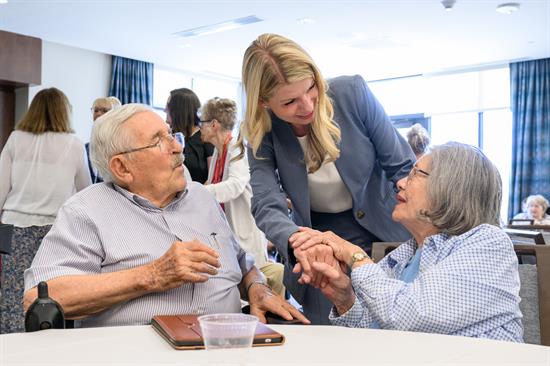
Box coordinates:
[430,112,478,147]
[482,109,513,223]
[480,68,510,110]
[152,68,192,109]
[369,76,425,116]
[425,72,479,115]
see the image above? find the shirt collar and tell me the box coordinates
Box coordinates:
[111,183,188,211]
[387,231,451,267]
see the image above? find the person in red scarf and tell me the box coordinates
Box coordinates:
[200,97,285,297]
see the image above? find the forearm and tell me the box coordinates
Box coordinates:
[24,264,155,319]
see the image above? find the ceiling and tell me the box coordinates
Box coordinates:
[0,0,549,80]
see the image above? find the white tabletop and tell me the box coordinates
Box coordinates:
[1,324,549,365]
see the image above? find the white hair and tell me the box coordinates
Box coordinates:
[90,104,151,182]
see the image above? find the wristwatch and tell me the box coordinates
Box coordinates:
[349,250,369,268]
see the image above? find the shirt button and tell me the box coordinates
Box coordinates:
[356,210,365,219]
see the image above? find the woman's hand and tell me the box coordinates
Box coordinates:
[311,260,355,315]
[292,228,361,268]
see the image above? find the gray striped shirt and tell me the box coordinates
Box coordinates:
[24,182,254,327]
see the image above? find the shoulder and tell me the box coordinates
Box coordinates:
[513,212,528,219]
[327,75,366,95]
[451,224,512,252]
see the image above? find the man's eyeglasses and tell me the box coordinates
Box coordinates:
[198,119,214,128]
[407,166,430,182]
[116,132,185,155]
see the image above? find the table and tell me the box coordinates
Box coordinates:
[1,324,549,365]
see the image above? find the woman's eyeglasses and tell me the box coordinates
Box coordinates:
[407,166,430,182]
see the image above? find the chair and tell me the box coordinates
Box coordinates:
[371,242,400,263]
[504,228,546,245]
[515,245,550,346]
[509,218,534,226]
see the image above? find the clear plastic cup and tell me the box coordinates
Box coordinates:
[198,313,259,350]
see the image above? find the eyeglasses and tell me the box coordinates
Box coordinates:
[116,132,185,155]
[198,119,214,128]
[407,166,430,182]
[92,107,110,114]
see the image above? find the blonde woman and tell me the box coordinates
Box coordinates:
[241,33,415,324]
[87,96,121,183]
[0,87,91,333]
[200,97,285,297]
[513,194,550,225]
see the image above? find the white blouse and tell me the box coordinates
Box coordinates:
[0,131,91,227]
[297,135,353,213]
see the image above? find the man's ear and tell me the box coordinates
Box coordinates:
[109,156,133,185]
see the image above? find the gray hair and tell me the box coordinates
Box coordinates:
[523,194,549,212]
[90,104,151,182]
[407,123,430,157]
[423,142,502,235]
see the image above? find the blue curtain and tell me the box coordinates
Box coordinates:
[508,58,550,220]
[109,56,153,105]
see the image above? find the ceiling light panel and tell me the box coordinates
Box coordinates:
[174,15,263,38]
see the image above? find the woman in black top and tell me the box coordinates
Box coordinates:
[166,88,214,183]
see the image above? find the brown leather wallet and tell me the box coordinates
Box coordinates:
[151,314,285,350]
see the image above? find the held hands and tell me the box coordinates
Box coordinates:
[146,239,220,292]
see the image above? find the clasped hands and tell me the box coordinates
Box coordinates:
[289,227,367,315]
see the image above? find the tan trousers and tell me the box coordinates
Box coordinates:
[260,262,285,298]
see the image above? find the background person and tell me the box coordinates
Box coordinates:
[0,87,91,333]
[23,104,307,327]
[87,96,121,183]
[406,123,430,159]
[240,33,415,324]
[199,97,285,297]
[166,88,214,183]
[513,194,550,225]
[294,142,522,342]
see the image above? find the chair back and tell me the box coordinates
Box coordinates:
[515,245,550,346]
[504,228,546,245]
[371,242,401,263]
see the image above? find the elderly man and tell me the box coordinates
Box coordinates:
[23,104,308,327]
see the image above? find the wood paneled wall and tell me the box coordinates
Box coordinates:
[0,30,42,152]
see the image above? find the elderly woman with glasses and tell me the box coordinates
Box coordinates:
[292,142,523,342]
[199,97,285,297]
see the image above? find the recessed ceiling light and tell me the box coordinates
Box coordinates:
[297,18,314,24]
[173,15,263,38]
[496,2,520,14]
[0,0,8,4]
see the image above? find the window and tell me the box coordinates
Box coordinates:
[152,66,242,131]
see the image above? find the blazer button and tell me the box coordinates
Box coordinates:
[356,210,365,219]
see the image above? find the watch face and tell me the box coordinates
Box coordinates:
[352,252,367,262]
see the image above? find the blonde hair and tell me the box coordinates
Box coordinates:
[241,33,341,173]
[92,96,121,110]
[16,87,73,134]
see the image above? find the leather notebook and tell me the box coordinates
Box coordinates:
[151,314,286,350]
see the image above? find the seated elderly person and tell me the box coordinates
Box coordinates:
[292,142,522,341]
[23,104,308,327]
[513,194,550,225]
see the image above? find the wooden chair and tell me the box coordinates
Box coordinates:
[515,245,550,346]
[371,242,401,263]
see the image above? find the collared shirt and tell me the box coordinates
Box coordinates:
[330,224,523,342]
[24,182,254,327]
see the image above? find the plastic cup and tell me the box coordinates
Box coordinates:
[198,313,259,350]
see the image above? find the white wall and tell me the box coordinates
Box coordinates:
[18,41,111,143]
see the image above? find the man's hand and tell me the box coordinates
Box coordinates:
[146,239,220,292]
[311,261,355,316]
[248,283,310,325]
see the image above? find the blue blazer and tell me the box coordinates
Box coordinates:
[248,75,415,302]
